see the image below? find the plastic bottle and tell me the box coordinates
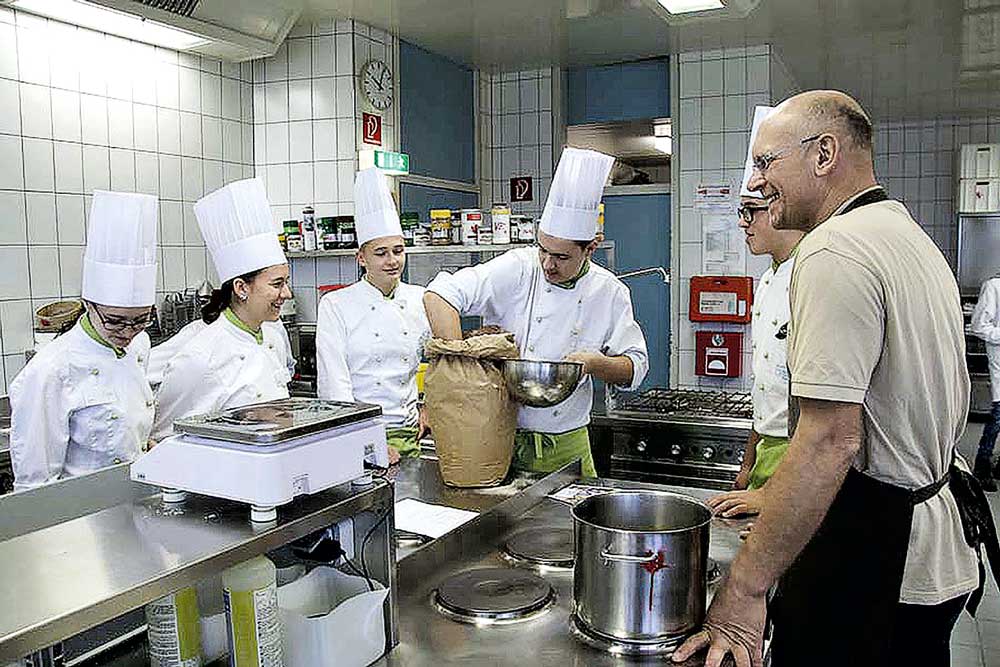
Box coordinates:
[222,556,283,667]
[146,587,203,667]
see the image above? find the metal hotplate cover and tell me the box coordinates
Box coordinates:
[173,397,383,445]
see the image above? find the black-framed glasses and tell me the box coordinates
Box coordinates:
[90,304,154,333]
[752,133,823,174]
[737,203,771,223]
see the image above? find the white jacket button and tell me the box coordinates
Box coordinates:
[239,354,246,360]
[91,368,100,375]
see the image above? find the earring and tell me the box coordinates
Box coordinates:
[239,293,248,302]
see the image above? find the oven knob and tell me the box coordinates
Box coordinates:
[636,440,648,452]
[670,444,682,456]
[702,447,716,461]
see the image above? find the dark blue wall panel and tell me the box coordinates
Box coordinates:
[399,182,478,225]
[566,58,670,125]
[399,41,475,183]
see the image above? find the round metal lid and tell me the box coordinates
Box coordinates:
[501,528,574,569]
[434,567,555,623]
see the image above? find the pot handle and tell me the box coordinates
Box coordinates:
[600,547,658,565]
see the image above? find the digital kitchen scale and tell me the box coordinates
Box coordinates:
[132,398,388,521]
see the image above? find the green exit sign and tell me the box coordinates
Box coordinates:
[374,150,409,175]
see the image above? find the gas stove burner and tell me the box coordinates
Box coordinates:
[500,528,574,570]
[570,613,686,656]
[433,567,556,625]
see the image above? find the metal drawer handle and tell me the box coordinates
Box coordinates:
[600,547,658,565]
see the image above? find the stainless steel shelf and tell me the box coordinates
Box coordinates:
[286,240,616,260]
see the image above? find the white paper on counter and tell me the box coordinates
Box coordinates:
[548,483,614,505]
[394,498,479,538]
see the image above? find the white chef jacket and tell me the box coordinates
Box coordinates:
[316,280,430,427]
[151,314,292,441]
[970,276,1000,402]
[427,247,649,433]
[147,318,297,388]
[9,320,154,491]
[750,256,795,437]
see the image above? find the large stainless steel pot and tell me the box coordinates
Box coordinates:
[572,490,711,643]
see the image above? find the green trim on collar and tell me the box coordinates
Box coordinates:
[81,312,126,358]
[223,307,263,344]
[552,259,591,290]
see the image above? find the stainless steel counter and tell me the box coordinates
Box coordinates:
[0,464,396,662]
[380,462,750,666]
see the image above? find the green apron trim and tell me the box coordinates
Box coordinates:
[386,427,421,459]
[513,426,596,477]
[223,307,263,344]
[747,434,790,490]
[81,312,126,358]
[552,259,591,290]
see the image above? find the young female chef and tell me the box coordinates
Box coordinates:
[316,168,431,462]
[10,191,159,490]
[423,148,648,477]
[151,178,293,440]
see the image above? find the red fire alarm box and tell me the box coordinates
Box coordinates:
[695,331,743,378]
[689,276,753,323]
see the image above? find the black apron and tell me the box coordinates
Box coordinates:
[769,187,1000,665]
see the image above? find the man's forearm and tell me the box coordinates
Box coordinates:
[735,430,761,489]
[423,292,463,340]
[591,354,634,386]
[726,400,862,597]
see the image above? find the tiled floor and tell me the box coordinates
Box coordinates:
[952,420,1000,666]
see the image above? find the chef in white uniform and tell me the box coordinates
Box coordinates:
[708,106,805,517]
[316,168,431,462]
[152,178,292,440]
[969,273,1000,491]
[10,191,159,490]
[423,148,648,477]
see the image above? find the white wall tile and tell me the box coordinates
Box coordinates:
[156,154,181,201]
[702,97,723,133]
[701,60,723,96]
[746,55,769,94]
[313,36,335,77]
[724,94,747,132]
[53,141,83,194]
[679,98,699,135]
[0,247,28,299]
[265,164,291,204]
[203,159,223,194]
[77,30,106,96]
[336,118,354,158]
[221,77,240,121]
[0,22,17,80]
[265,82,289,122]
[311,77,336,119]
[723,58,746,96]
[184,247,207,286]
[109,148,136,191]
[23,138,54,191]
[0,300,34,354]
[50,89,81,143]
[266,123,290,164]
[201,72,221,116]
[180,111,203,157]
[679,61,701,98]
[28,246,59,298]
[25,192,57,244]
[288,39,312,79]
[0,78,19,135]
[222,119,242,163]
[162,247,186,291]
[335,76,354,118]
[107,99,134,149]
[314,161,337,202]
[290,163,314,203]
[179,66,201,113]
[133,104,158,152]
[313,120,337,160]
[80,94,109,146]
[17,25,50,86]
[159,200,184,245]
[155,107,180,155]
[337,161,354,204]
[265,41,289,82]
[203,116,223,160]
[289,121,313,161]
[289,79,313,121]
[82,145,110,192]
[181,157,203,201]
[135,152,159,195]
[20,83,52,139]
[182,204,200,244]
[0,192,26,244]
[335,34,353,75]
[58,246,83,295]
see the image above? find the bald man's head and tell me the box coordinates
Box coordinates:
[778,90,873,154]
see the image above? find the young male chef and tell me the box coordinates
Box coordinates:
[423,147,648,477]
[10,191,159,490]
[708,106,805,518]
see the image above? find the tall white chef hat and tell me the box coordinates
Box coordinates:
[194,178,286,284]
[740,105,776,198]
[538,147,615,241]
[81,190,159,307]
[354,168,402,247]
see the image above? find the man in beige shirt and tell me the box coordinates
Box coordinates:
[674,91,992,667]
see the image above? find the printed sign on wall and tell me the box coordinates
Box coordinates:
[510,176,533,202]
[362,112,382,146]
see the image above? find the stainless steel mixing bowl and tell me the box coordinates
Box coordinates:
[501,359,583,408]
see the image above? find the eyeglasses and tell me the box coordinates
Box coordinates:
[737,203,771,223]
[752,133,823,174]
[90,304,154,333]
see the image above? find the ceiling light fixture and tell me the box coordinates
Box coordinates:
[656,0,725,14]
[11,0,208,50]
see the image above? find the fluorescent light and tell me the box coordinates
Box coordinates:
[654,123,672,138]
[657,0,725,14]
[12,0,207,50]
[655,137,672,154]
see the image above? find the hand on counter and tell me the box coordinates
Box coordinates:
[707,488,765,518]
[671,577,766,667]
[388,446,401,466]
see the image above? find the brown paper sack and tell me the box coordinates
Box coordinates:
[424,333,520,487]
